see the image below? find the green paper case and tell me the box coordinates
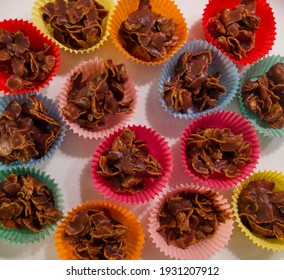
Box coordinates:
[238,55,284,138]
[0,166,64,244]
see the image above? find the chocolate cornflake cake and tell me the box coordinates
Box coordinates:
[206,0,260,59]
[0,173,63,232]
[0,95,62,164]
[118,0,180,62]
[63,208,128,260]
[157,191,231,249]
[40,0,108,49]
[241,62,284,128]
[97,128,162,194]
[0,29,56,92]
[162,50,226,113]
[61,59,133,130]
[185,127,252,178]
[238,179,284,239]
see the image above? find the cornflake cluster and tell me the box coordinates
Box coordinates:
[97,128,162,194]
[0,29,56,92]
[0,95,62,164]
[0,173,63,232]
[162,50,226,113]
[238,180,284,238]
[185,128,252,178]
[62,59,133,129]
[40,0,108,49]
[63,208,128,260]
[157,191,231,249]
[119,0,179,62]
[242,63,284,128]
[206,0,260,59]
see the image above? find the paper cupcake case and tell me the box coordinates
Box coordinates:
[31,0,114,54]
[0,166,64,244]
[91,124,174,204]
[232,170,284,251]
[180,110,260,189]
[159,39,239,120]
[0,18,60,95]
[109,0,188,66]
[0,92,66,170]
[202,0,276,66]
[238,55,284,138]
[55,200,145,260]
[148,183,234,260]
[57,58,138,140]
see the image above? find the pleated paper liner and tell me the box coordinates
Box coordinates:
[31,0,114,54]
[109,0,188,66]
[159,39,239,120]
[232,170,284,251]
[91,125,174,204]
[238,55,284,138]
[0,19,60,95]
[180,110,260,189]
[57,58,137,140]
[55,200,145,260]
[148,183,234,260]
[0,92,66,170]
[202,0,276,66]
[0,166,64,244]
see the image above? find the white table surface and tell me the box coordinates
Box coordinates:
[0,0,283,260]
